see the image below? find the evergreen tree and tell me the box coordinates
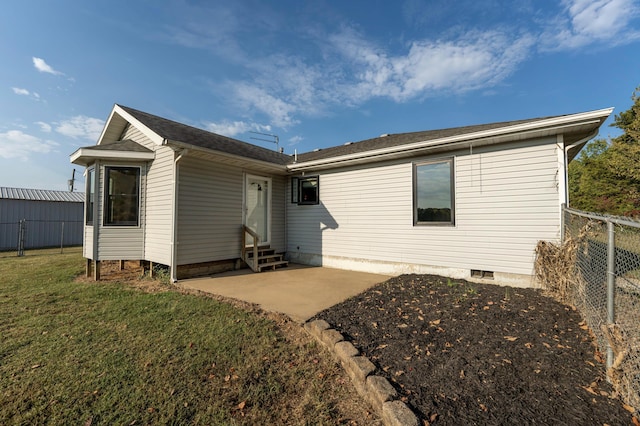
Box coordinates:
[568,87,640,217]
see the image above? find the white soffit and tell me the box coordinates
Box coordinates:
[70,148,155,166]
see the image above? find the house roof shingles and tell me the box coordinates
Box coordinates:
[87,139,153,153]
[119,105,291,166]
[100,105,605,169]
[294,116,556,163]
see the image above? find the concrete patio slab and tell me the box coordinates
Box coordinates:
[179,264,391,323]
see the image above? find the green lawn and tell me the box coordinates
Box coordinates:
[0,249,368,425]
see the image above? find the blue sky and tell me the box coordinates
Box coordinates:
[1,0,639,191]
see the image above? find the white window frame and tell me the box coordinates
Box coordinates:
[413,158,455,226]
[103,165,142,227]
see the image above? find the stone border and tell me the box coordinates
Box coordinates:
[304,319,419,426]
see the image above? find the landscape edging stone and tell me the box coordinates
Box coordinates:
[303,319,419,426]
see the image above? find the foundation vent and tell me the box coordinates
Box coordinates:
[471,269,494,279]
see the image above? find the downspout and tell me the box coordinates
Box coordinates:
[560,131,598,241]
[554,131,597,241]
[563,130,599,207]
[556,134,567,207]
[170,147,189,283]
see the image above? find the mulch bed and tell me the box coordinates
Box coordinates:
[313,274,636,425]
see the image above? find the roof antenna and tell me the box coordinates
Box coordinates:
[250,131,280,152]
[68,169,76,192]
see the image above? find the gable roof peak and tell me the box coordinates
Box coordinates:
[115,105,290,166]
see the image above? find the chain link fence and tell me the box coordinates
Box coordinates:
[544,206,640,411]
[0,219,83,256]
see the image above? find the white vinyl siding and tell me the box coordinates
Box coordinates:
[270,175,286,252]
[143,147,174,264]
[121,125,174,265]
[84,226,93,258]
[176,156,286,265]
[287,137,561,277]
[121,124,155,150]
[99,228,146,259]
[95,162,145,260]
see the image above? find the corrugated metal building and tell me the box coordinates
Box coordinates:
[0,187,85,251]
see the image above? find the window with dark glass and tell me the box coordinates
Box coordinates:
[85,167,95,225]
[413,159,455,225]
[291,176,319,205]
[104,166,140,226]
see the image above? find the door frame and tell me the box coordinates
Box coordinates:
[243,173,272,246]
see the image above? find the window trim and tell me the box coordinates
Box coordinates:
[291,176,319,205]
[413,158,455,226]
[291,176,299,204]
[103,165,141,227]
[85,166,95,225]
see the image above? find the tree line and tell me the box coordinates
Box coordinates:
[569,87,640,218]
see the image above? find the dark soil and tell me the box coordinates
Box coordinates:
[313,274,636,425]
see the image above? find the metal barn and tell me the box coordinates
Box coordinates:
[0,187,84,251]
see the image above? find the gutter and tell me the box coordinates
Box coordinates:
[170,147,189,283]
[288,108,614,172]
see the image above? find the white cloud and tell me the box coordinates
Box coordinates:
[55,116,105,141]
[191,1,636,130]
[35,121,52,133]
[543,0,640,49]
[219,27,534,129]
[204,119,271,137]
[0,130,58,160]
[232,83,301,129]
[288,135,304,146]
[32,57,64,76]
[328,28,534,102]
[12,87,41,101]
[12,87,30,96]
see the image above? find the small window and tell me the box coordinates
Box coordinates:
[85,167,95,225]
[413,159,455,225]
[291,176,319,205]
[104,166,140,226]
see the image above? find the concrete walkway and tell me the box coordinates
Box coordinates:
[179,264,391,323]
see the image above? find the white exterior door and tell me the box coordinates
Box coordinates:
[244,174,271,245]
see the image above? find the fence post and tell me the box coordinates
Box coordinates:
[606,220,616,371]
[17,219,25,257]
[60,221,65,254]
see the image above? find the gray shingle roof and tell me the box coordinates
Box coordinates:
[294,116,558,163]
[0,187,84,202]
[114,105,599,167]
[119,105,291,166]
[92,139,154,153]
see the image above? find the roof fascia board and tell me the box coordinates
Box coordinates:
[288,108,614,172]
[95,107,119,145]
[99,104,165,146]
[165,139,288,174]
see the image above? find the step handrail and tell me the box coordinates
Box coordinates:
[241,225,260,272]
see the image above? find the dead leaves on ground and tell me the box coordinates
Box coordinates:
[320,274,636,424]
